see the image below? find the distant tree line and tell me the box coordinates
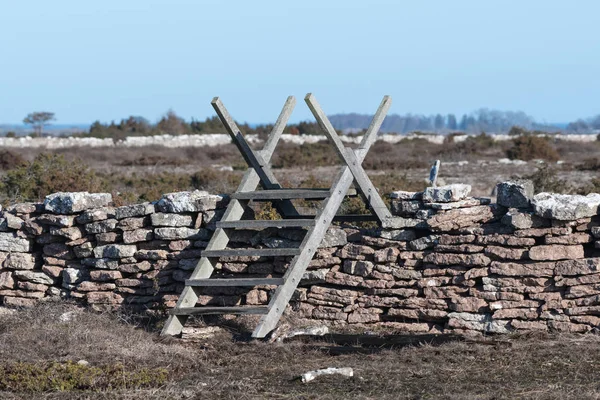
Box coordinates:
[328,108,558,134]
[566,115,600,132]
[31,108,600,139]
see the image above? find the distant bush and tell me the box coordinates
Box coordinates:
[0,150,27,170]
[520,165,570,194]
[272,142,338,169]
[576,158,600,171]
[1,153,103,202]
[506,136,559,161]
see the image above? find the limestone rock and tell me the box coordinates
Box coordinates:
[44,192,112,214]
[422,184,471,203]
[496,180,534,209]
[489,261,554,277]
[2,253,36,270]
[555,258,600,276]
[154,227,210,240]
[501,209,548,230]
[532,192,600,221]
[0,233,31,252]
[529,245,584,261]
[389,191,423,200]
[14,270,54,285]
[150,213,193,227]
[427,205,496,232]
[0,271,14,289]
[157,190,223,213]
[115,203,155,219]
[320,227,347,248]
[93,244,137,259]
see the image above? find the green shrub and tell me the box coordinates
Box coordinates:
[1,153,103,202]
[506,136,560,161]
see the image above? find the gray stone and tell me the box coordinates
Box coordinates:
[14,270,54,285]
[73,242,94,259]
[2,253,36,270]
[154,227,210,240]
[36,214,75,227]
[115,203,155,219]
[389,191,423,200]
[75,208,112,224]
[81,258,119,269]
[44,192,112,214]
[422,184,471,203]
[425,198,490,210]
[497,180,534,209]
[5,214,24,230]
[49,226,83,241]
[381,217,426,229]
[0,233,30,252]
[63,268,86,285]
[501,209,549,230]
[150,213,193,227]
[93,244,137,259]
[409,235,440,251]
[343,260,374,277]
[0,271,14,289]
[157,190,223,213]
[532,193,600,221]
[123,229,153,243]
[85,219,118,234]
[379,229,417,241]
[320,227,347,248]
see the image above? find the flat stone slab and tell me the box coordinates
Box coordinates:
[425,197,490,210]
[422,184,471,203]
[157,190,224,213]
[44,192,112,214]
[390,191,423,200]
[532,193,600,220]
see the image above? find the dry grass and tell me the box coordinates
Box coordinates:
[2,303,600,399]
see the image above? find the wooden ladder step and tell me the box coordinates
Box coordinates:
[284,214,379,222]
[217,219,315,229]
[185,278,284,287]
[169,306,269,316]
[232,189,331,200]
[202,248,301,257]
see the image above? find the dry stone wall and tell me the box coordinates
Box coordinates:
[3,182,600,336]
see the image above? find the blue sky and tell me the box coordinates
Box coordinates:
[0,0,598,124]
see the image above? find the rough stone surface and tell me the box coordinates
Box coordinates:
[422,184,471,203]
[157,190,223,213]
[532,193,600,221]
[44,192,112,214]
[529,245,584,261]
[497,180,534,209]
[0,233,30,252]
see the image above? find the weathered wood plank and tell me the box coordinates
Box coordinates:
[231,189,331,200]
[185,278,284,287]
[170,306,269,316]
[203,248,301,257]
[217,219,314,229]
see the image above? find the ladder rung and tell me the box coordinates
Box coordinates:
[169,306,269,316]
[217,219,315,229]
[185,278,284,286]
[232,189,331,200]
[284,214,379,222]
[202,248,301,257]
